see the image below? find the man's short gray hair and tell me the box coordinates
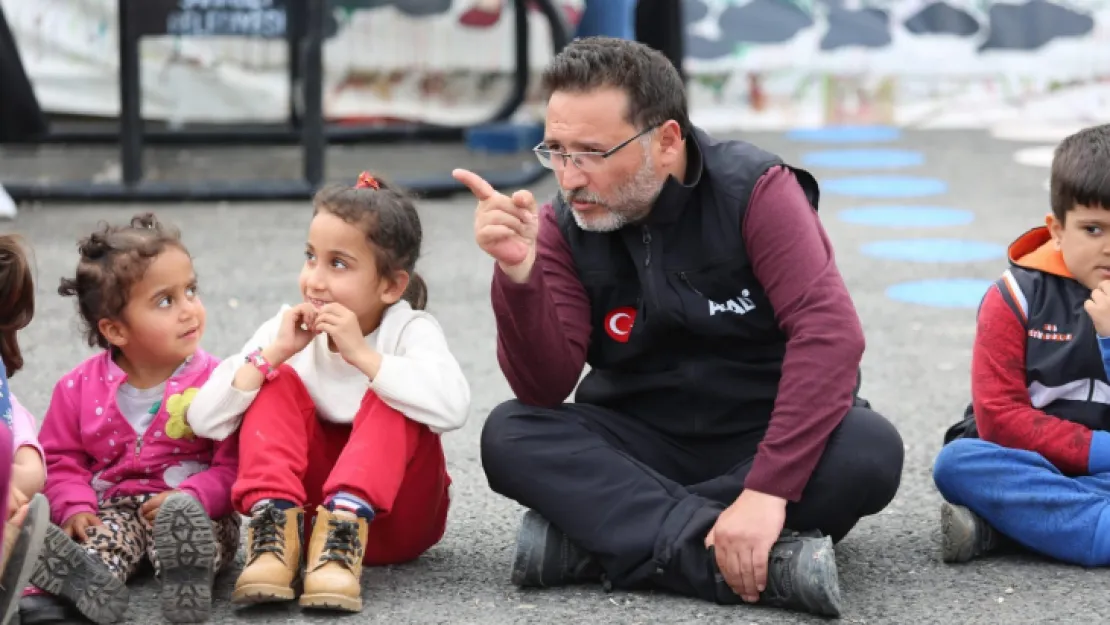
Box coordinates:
[541,37,690,137]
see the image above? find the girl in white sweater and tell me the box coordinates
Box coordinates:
[186,171,470,613]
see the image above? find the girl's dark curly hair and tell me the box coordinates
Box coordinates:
[58,213,187,349]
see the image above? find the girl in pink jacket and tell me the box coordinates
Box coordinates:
[0,235,47,517]
[0,234,52,625]
[23,214,239,625]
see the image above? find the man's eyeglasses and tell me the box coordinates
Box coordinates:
[533,125,658,172]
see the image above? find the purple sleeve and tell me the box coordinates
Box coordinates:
[491,202,592,407]
[741,166,866,502]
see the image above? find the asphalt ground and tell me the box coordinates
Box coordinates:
[0,127,1091,624]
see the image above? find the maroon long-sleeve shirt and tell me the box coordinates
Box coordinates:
[490,165,865,502]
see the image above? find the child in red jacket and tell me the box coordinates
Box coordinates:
[935,123,1110,566]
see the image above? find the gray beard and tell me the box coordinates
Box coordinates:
[564,158,664,233]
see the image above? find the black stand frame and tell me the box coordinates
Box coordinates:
[0,0,570,202]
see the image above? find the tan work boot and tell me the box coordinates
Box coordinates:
[299,506,368,612]
[231,502,303,605]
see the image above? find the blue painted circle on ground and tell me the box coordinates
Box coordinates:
[786,126,901,143]
[861,239,1005,263]
[837,206,975,227]
[885,278,994,309]
[824,176,948,197]
[802,149,924,169]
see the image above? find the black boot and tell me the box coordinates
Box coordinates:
[30,524,129,624]
[759,530,842,617]
[713,529,842,618]
[510,510,604,588]
[153,493,220,623]
[17,595,69,625]
[0,494,50,624]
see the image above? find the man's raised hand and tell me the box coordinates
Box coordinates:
[453,168,539,283]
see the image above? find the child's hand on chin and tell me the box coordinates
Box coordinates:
[1085,280,1110,337]
[274,303,319,362]
[62,512,103,542]
[315,303,368,364]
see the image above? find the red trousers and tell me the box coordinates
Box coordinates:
[232,366,451,565]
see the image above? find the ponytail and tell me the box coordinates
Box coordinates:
[402,272,428,310]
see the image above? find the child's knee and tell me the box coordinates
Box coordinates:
[933,438,992,498]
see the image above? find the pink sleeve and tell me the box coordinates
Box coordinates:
[9,394,43,462]
[177,358,239,519]
[39,379,99,524]
[178,430,239,520]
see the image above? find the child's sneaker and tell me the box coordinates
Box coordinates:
[299,506,367,613]
[232,502,303,606]
[30,523,128,624]
[941,501,1000,562]
[0,494,50,624]
[153,493,218,623]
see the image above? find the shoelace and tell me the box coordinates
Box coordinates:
[320,518,362,569]
[248,506,287,562]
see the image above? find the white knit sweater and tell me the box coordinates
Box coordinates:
[186,300,471,441]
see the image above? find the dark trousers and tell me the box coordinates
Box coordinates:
[481,401,903,602]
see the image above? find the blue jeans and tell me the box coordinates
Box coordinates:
[934,438,1110,566]
[574,0,636,40]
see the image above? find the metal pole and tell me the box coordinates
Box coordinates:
[118,0,144,186]
[286,0,304,128]
[301,0,325,189]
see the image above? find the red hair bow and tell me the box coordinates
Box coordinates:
[355,171,380,190]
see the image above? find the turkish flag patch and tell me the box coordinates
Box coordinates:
[604,307,637,343]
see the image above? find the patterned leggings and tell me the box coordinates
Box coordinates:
[84,495,240,582]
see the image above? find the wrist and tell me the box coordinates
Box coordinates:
[263,343,293,366]
[498,248,536,284]
[353,345,383,380]
[242,345,286,383]
[738,488,788,508]
[1090,431,1110,474]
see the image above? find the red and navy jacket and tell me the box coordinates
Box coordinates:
[947,226,1110,475]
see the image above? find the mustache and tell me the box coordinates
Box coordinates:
[562,187,606,206]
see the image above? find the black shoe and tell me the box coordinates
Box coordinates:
[755,530,842,618]
[154,493,220,623]
[510,510,603,588]
[30,523,129,624]
[17,595,69,625]
[940,502,1000,563]
[0,494,50,625]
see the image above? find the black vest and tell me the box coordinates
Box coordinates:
[945,261,1110,443]
[555,127,820,438]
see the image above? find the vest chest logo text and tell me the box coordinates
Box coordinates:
[1028,323,1073,342]
[709,290,757,316]
[604,307,636,343]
